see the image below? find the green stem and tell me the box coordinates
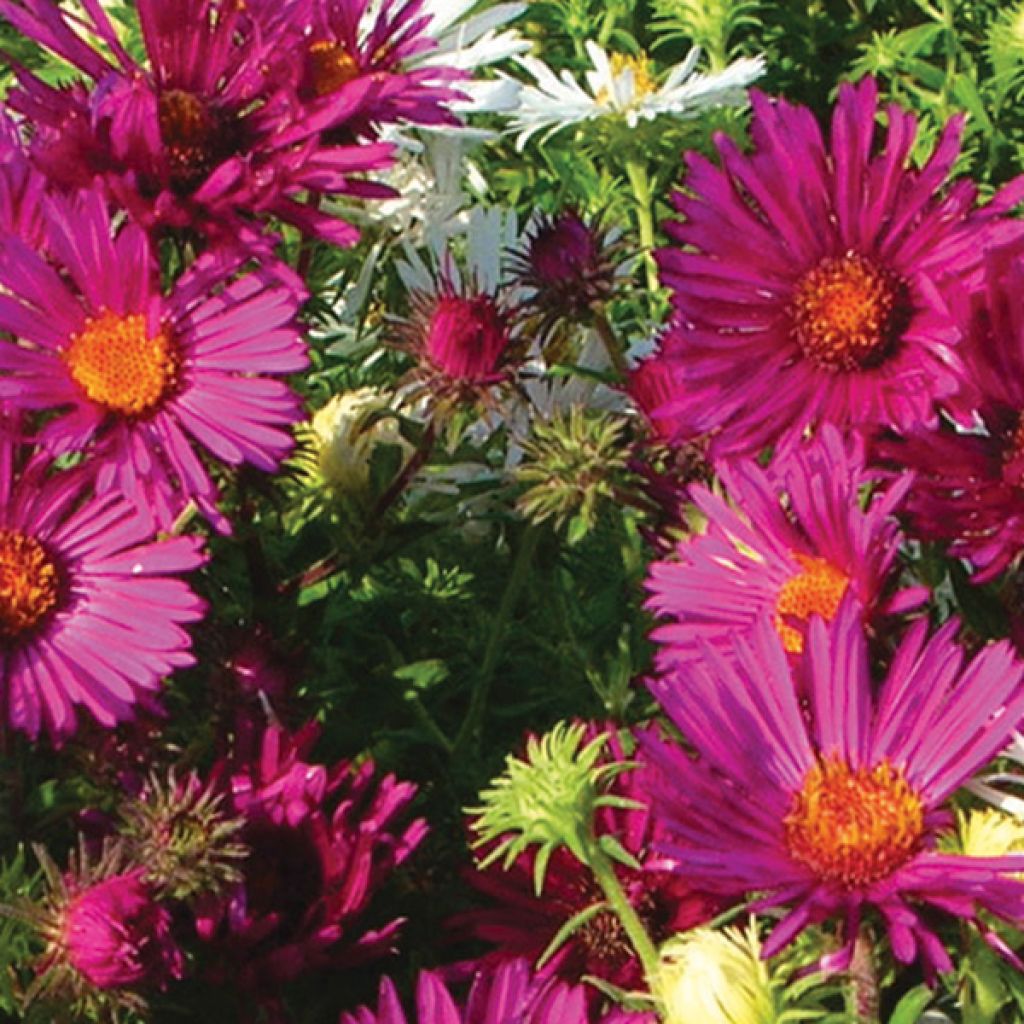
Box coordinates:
[586,836,660,982]
[624,158,659,294]
[453,525,542,756]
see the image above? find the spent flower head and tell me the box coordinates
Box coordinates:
[515,407,635,543]
[119,770,248,903]
[469,722,639,894]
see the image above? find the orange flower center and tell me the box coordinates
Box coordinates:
[64,310,180,418]
[774,553,849,654]
[158,89,227,192]
[0,529,60,639]
[791,252,904,371]
[307,40,362,97]
[784,756,924,887]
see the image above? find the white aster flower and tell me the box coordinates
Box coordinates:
[508,41,765,147]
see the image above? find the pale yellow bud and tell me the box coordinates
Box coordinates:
[656,923,775,1024]
[952,808,1024,859]
[310,388,411,495]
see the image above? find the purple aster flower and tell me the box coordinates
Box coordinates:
[0,190,308,532]
[195,722,427,1002]
[60,869,184,991]
[289,0,467,130]
[0,424,205,741]
[0,111,47,247]
[0,0,396,249]
[644,600,1024,977]
[338,957,654,1024]
[654,77,1024,456]
[876,243,1024,581]
[645,426,925,671]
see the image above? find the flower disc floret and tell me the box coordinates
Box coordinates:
[0,529,59,639]
[425,294,511,383]
[774,554,850,655]
[157,89,235,194]
[306,40,362,97]
[784,757,924,888]
[64,310,180,418]
[791,252,905,371]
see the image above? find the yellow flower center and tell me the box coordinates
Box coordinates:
[791,252,904,371]
[0,529,60,639]
[307,40,362,97]
[784,756,924,888]
[774,553,849,654]
[64,310,180,418]
[596,53,657,105]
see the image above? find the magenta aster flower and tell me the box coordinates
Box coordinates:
[399,281,518,398]
[654,76,1024,456]
[0,426,205,741]
[293,0,466,129]
[60,869,184,991]
[195,722,427,996]
[644,600,1024,976]
[645,426,924,671]
[339,958,655,1024]
[0,190,308,531]
[455,725,720,992]
[0,0,395,248]
[0,112,47,248]
[876,244,1024,581]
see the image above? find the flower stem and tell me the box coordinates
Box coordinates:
[624,157,659,294]
[848,926,880,1023]
[453,524,542,757]
[585,835,660,982]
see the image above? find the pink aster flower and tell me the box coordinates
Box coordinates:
[654,76,1024,456]
[644,600,1024,977]
[0,426,205,741]
[60,869,184,991]
[0,190,308,532]
[456,726,719,992]
[195,722,427,1000]
[339,958,654,1024]
[0,0,395,248]
[0,112,47,248]
[290,0,467,130]
[645,426,924,671]
[875,244,1024,581]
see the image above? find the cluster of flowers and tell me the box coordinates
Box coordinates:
[12,0,1024,1014]
[630,77,1024,990]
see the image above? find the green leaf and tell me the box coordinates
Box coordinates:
[887,985,934,1024]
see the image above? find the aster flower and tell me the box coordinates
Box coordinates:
[875,244,1024,581]
[0,0,395,248]
[509,42,764,146]
[394,207,523,401]
[645,426,924,671]
[0,426,205,741]
[0,190,308,532]
[195,721,427,997]
[509,209,629,349]
[654,76,1024,456]
[457,726,719,992]
[338,957,654,1024]
[17,842,183,1016]
[644,600,1024,976]
[0,112,47,248]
